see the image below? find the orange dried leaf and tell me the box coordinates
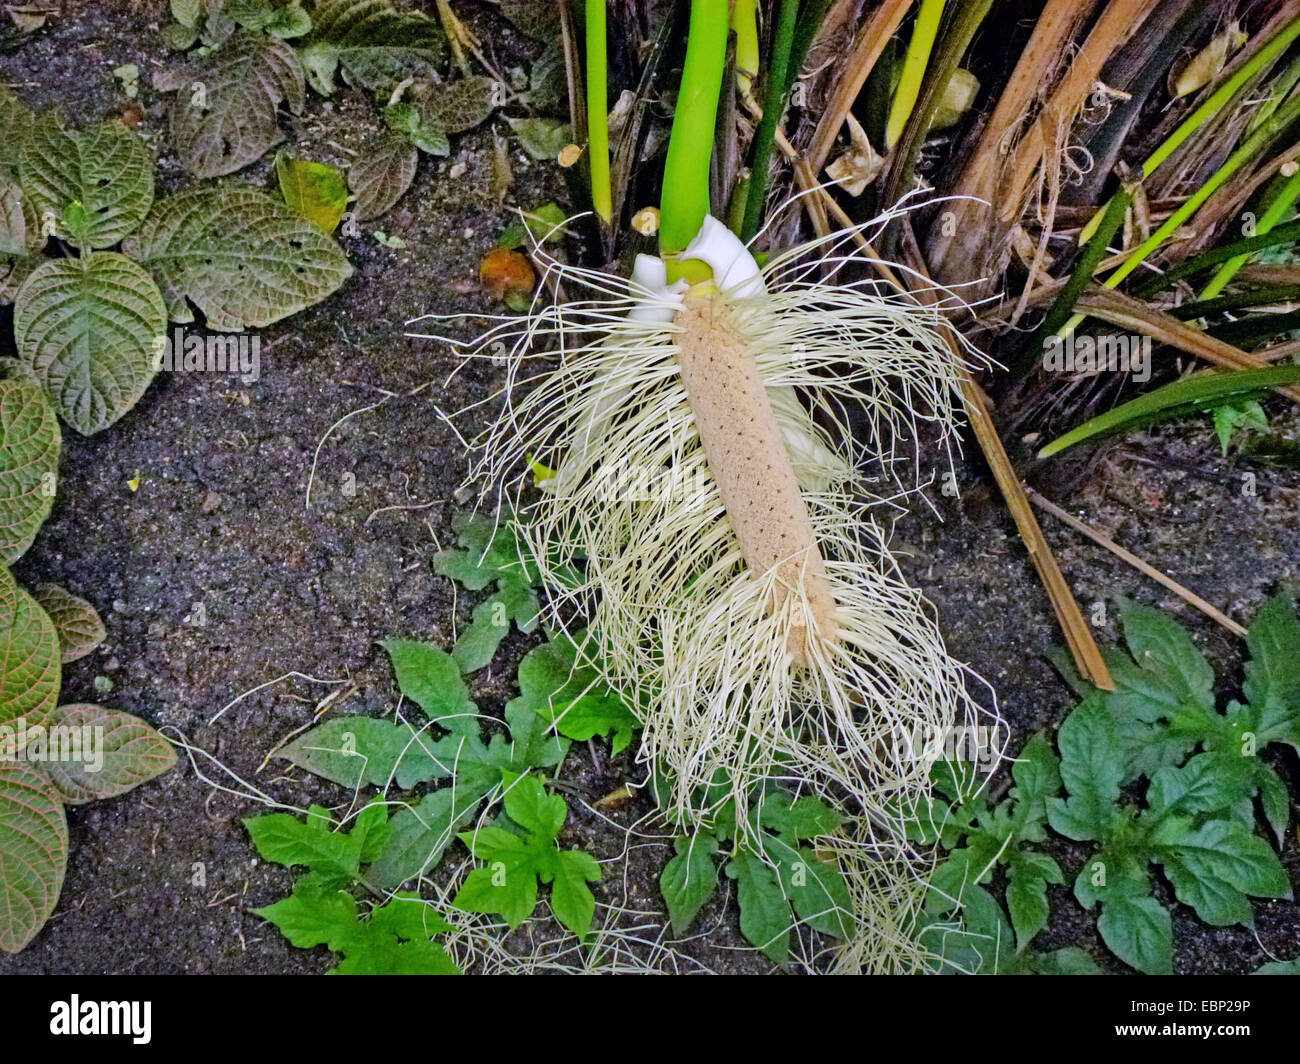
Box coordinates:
[480,247,535,301]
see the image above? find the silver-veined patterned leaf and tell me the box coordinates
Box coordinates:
[125,186,353,330]
[167,33,305,177]
[0,563,60,730]
[0,378,59,564]
[13,253,167,436]
[0,762,67,953]
[18,113,154,250]
[298,0,446,96]
[32,585,104,663]
[349,131,417,220]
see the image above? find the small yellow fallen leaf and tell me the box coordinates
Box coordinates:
[127,470,141,492]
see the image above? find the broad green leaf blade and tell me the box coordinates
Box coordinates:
[764,836,854,940]
[349,132,417,221]
[380,639,477,728]
[548,848,600,937]
[1255,959,1300,974]
[365,787,480,891]
[1154,817,1291,909]
[1046,696,1127,840]
[1119,598,1215,711]
[1039,365,1300,458]
[18,114,154,249]
[276,153,348,232]
[244,808,363,880]
[13,253,166,435]
[32,585,104,663]
[0,761,67,952]
[1242,587,1300,751]
[0,564,60,729]
[0,378,59,563]
[254,887,360,949]
[1097,892,1172,975]
[41,704,176,805]
[125,186,352,330]
[167,34,305,177]
[501,773,565,840]
[726,850,791,965]
[660,833,719,935]
[452,856,538,930]
[278,715,450,790]
[298,0,446,96]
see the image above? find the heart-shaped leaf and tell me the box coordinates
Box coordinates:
[298,0,445,96]
[0,563,60,730]
[13,253,167,435]
[32,585,104,663]
[18,113,154,250]
[167,34,305,177]
[126,186,353,330]
[0,762,67,952]
[349,132,417,220]
[41,704,176,805]
[0,377,59,564]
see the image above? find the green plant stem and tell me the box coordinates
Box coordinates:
[1132,217,1300,297]
[885,0,945,150]
[1079,14,1300,245]
[585,0,611,224]
[1038,364,1300,458]
[660,0,730,259]
[1169,283,1300,320]
[739,0,800,245]
[1060,93,1300,336]
[1200,167,1300,298]
[731,0,759,94]
[1028,187,1131,354]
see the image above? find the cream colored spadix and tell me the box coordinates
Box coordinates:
[419,209,1001,969]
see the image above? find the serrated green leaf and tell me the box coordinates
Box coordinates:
[1242,587,1300,753]
[1146,751,1255,818]
[384,101,448,156]
[125,186,352,330]
[763,835,853,940]
[13,253,165,435]
[167,34,305,176]
[0,761,67,952]
[726,850,791,964]
[1028,946,1102,974]
[1255,958,1300,974]
[244,806,365,881]
[547,848,600,937]
[349,132,417,221]
[364,786,480,890]
[507,117,570,162]
[660,833,718,935]
[0,379,59,564]
[380,638,477,729]
[32,585,103,663]
[276,153,348,232]
[18,114,153,249]
[41,704,175,805]
[0,563,60,729]
[450,583,538,673]
[1006,850,1062,950]
[277,715,449,789]
[1154,817,1291,914]
[1097,891,1172,975]
[298,0,445,96]
[1119,599,1215,712]
[1048,696,1127,840]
